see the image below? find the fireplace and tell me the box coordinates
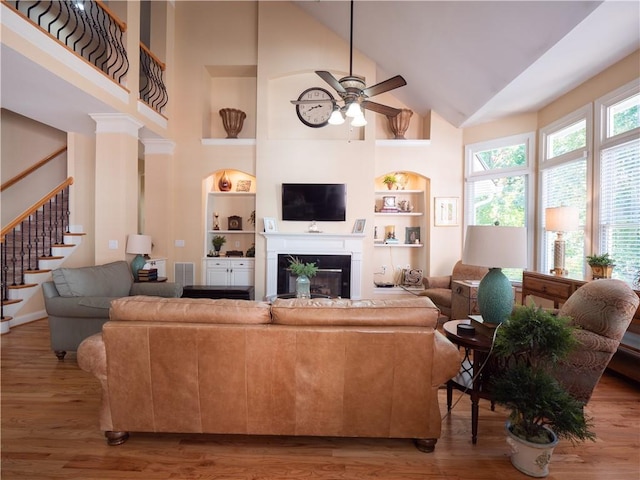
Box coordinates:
[262,232,364,300]
[278,254,351,298]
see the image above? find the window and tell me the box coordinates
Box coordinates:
[595,81,640,285]
[465,133,534,280]
[539,106,591,278]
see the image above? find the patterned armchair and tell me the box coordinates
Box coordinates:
[555,279,639,404]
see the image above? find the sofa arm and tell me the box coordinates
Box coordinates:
[78,333,113,431]
[130,282,183,298]
[431,331,463,386]
[423,275,451,289]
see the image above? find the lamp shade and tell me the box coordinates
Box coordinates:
[462,225,527,325]
[462,225,527,269]
[545,206,579,232]
[125,234,152,255]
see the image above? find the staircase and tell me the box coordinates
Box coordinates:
[1,179,84,334]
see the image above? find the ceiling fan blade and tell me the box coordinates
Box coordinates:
[290,99,334,105]
[362,75,407,98]
[361,100,402,117]
[316,71,346,94]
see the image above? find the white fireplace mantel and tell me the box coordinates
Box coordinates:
[261,232,365,299]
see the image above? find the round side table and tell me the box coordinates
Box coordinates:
[443,319,495,444]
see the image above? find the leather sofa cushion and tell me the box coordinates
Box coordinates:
[110,296,272,325]
[271,297,438,327]
[52,260,132,297]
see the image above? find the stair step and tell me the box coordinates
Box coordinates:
[52,243,76,248]
[1,299,22,307]
[23,269,52,275]
[7,284,38,290]
[38,256,64,261]
[0,317,11,335]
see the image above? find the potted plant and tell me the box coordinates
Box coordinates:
[586,253,615,279]
[211,235,226,257]
[490,305,595,477]
[382,174,397,190]
[288,255,318,298]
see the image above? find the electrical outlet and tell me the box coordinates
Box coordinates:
[382,265,387,274]
[108,240,118,249]
[175,239,185,247]
[235,241,240,248]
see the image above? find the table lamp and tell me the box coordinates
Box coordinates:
[462,225,527,325]
[545,206,579,277]
[126,234,152,281]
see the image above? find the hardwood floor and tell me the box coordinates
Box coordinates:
[2,319,639,480]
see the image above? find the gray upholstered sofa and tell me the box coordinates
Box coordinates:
[43,260,182,359]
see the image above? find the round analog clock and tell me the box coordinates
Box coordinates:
[295,87,335,128]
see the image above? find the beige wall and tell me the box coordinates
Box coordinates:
[1,110,67,225]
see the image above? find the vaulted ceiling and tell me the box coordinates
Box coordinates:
[294,1,640,128]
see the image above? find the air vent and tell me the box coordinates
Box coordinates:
[174,262,195,287]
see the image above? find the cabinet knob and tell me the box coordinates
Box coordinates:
[455,286,462,294]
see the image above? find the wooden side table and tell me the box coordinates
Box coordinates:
[443,319,495,444]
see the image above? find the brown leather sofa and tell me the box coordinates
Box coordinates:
[78,295,461,452]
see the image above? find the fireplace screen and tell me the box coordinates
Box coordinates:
[277,254,351,298]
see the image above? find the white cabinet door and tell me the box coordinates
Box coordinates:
[206,259,230,285]
[229,259,254,286]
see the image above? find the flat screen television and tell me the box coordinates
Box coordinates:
[282,183,346,222]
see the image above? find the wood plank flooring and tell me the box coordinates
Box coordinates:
[2,319,639,479]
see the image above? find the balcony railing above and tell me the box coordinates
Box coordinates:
[140,43,168,115]
[6,0,129,85]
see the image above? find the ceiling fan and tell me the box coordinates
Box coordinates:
[291,0,407,127]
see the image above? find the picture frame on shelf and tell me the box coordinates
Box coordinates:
[353,218,366,234]
[236,180,251,192]
[434,197,459,226]
[405,226,421,244]
[264,217,278,233]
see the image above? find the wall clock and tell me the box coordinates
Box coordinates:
[295,87,335,128]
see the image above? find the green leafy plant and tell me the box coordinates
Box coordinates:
[248,210,256,226]
[491,305,596,445]
[382,174,397,187]
[586,253,615,266]
[212,235,226,250]
[288,255,318,278]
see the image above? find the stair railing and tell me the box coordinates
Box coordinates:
[1,178,74,318]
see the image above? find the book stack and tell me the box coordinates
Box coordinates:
[137,268,158,282]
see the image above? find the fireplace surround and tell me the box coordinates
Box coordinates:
[263,232,365,299]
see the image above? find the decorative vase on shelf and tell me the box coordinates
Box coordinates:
[218,171,232,191]
[386,108,413,139]
[219,108,246,139]
[295,275,311,299]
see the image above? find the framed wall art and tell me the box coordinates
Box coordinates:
[434,197,459,226]
[263,217,278,233]
[405,226,421,244]
[353,218,366,234]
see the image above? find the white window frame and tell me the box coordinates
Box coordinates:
[464,132,535,271]
[538,105,592,277]
[593,79,640,276]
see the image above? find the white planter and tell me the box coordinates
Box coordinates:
[505,422,558,478]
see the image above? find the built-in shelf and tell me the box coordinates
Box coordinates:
[201,138,256,146]
[375,212,424,217]
[375,139,431,147]
[207,230,256,234]
[374,243,423,248]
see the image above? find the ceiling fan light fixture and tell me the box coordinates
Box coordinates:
[350,113,367,127]
[328,107,345,125]
[345,102,362,118]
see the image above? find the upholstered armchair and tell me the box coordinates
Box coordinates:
[419,260,488,321]
[554,279,639,404]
